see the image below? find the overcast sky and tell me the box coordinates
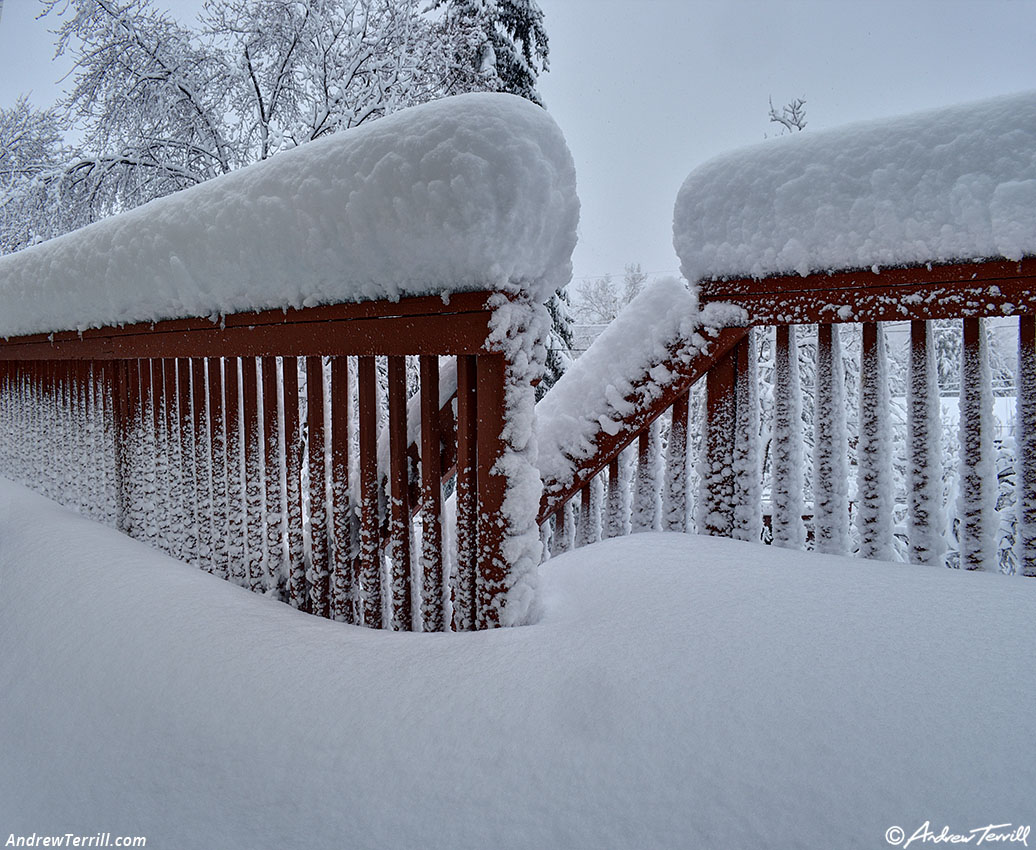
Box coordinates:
[2,0,1034,286]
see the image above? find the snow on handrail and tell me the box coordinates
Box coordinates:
[674,89,1036,285]
[0,93,579,339]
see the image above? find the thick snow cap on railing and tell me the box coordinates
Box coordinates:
[674,90,1036,285]
[0,93,579,338]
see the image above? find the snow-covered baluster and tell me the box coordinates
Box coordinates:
[813,325,849,554]
[192,359,214,572]
[151,361,172,554]
[207,358,230,579]
[112,360,132,533]
[631,422,662,533]
[330,356,354,623]
[732,333,763,543]
[137,361,159,542]
[699,345,737,537]
[907,321,945,566]
[98,362,118,530]
[161,358,185,558]
[242,357,266,590]
[419,355,446,631]
[771,326,806,549]
[1018,316,1036,577]
[177,358,199,562]
[357,356,382,628]
[662,391,690,532]
[576,478,602,547]
[857,322,895,562]
[304,356,330,614]
[603,455,627,539]
[223,358,246,583]
[386,355,413,630]
[452,354,477,631]
[957,318,996,570]
[281,356,307,608]
[261,356,284,590]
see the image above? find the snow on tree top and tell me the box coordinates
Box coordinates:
[674,90,1036,285]
[0,93,578,338]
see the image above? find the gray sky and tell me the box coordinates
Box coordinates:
[2,0,1035,285]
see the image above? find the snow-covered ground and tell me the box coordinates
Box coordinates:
[1,476,1033,850]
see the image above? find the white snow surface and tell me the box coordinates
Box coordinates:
[674,89,1036,283]
[0,93,579,338]
[4,477,1033,849]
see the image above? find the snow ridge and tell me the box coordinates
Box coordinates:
[0,93,579,338]
[674,89,1036,283]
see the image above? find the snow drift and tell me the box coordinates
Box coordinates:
[4,477,1033,849]
[674,89,1036,283]
[0,93,579,338]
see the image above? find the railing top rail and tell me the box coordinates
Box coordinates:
[0,290,503,360]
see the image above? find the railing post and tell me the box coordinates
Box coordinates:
[261,356,283,590]
[475,353,507,629]
[207,357,230,579]
[858,322,894,561]
[732,331,762,543]
[242,356,264,591]
[1019,316,1036,577]
[700,343,737,537]
[662,391,690,533]
[223,358,246,583]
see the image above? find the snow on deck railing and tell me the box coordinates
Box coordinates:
[0,93,578,339]
[674,90,1036,285]
[0,94,580,631]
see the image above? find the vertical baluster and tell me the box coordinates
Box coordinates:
[632,422,662,533]
[907,321,945,566]
[161,358,184,557]
[957,318,996,570]
[814,324,849,554]
[138,361,158,543]
[330,356,353,622]
[419,355,446,631]
[261,356,284,592]
[771,326,806,549]
[357,355,381,627]
[387,355,412,630]
[208,357,230,579]
[224,358,246,583]
[453,354,478,631]
[177,358,198,562]
[604,455,625,539]
[192,358,213,572]
[1017,316,1036,576]
[282,356,307,608]
[698,344,737,537]
[857,322,895,562]
[663,391,690,532]
[113,360,131,531]
[241,356,264,589]
[306,356,330,615]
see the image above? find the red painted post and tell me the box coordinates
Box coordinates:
[958,317,994,570]
[306,356,329,616]
[223,358,246,583]
[419,355,445,631]
[177,357,198,562]
[454,354,478,630]
[475,353,507,629]
[664,390,690,532]
[357,355,381,628]
[114,359,131,533]
[330,356,353,622]
[281,357,307,609]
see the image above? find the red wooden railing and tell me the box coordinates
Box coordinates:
[0,291,541,629]
[537,258,1036,577]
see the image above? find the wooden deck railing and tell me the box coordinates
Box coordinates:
[537,258,1036,577]
[0,291,539,629]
